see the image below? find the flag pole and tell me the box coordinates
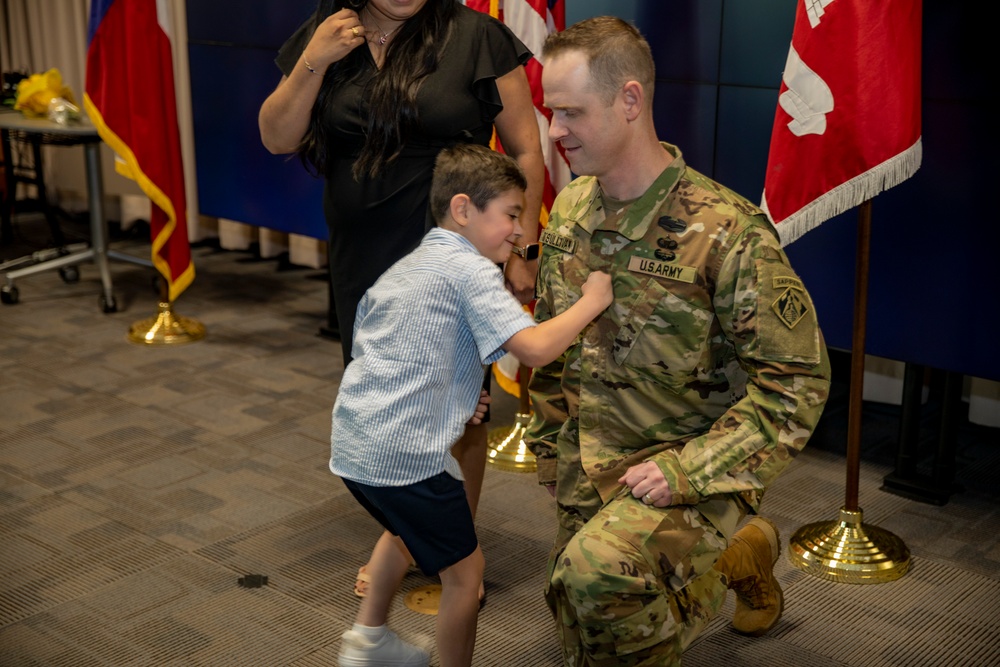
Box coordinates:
[787,200,910,583]
[486,362,537,472]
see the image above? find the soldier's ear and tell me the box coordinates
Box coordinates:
[622,80,643,121]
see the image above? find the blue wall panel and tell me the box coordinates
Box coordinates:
[567,0,638,26]
[651,82,717,176]
[187,0,326,239]
[714,85,775,200]
[188,43,326,238]
[719,0,795,88]
[186,0,312,47]
[639,1,722,83]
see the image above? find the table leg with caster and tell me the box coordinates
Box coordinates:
[0,114,154,310]
[83,143,117,313]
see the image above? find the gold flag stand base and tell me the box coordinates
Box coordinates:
[788,507,911,584]
[127,301,206,345]
[486,411,536,473]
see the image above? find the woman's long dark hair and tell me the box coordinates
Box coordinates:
[299,0,456,181]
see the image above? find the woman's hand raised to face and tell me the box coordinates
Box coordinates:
[303,9,367,74]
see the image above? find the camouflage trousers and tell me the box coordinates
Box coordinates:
[546,463,745,666]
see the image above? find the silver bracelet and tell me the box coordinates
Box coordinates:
[303,57,318,74]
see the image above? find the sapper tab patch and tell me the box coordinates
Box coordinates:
[771,276,809,329]
[773,276,804,291]
[540,229,577,253]
[628,256,697,283]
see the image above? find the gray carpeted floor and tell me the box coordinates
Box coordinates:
[2,217,998,666]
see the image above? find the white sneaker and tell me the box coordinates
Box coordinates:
[338,629,429,667]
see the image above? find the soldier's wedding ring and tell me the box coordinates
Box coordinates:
[351,26,362,37]
[642,493,653,505]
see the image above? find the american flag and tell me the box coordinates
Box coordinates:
[465,0,569,398]
[465,0,570,226]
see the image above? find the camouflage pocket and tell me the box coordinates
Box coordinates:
[606,593,675,656]
[755,259,822,365]
[597,498,715,657]
[600,497,710,593]
[611,278,712,388]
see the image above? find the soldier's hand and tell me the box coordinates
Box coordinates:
[619,460,673,507]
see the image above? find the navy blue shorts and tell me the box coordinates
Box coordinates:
[343,472,478,576]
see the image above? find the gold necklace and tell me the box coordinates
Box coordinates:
[366,8,401,45]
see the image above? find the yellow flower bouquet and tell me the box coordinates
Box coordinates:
[14,68,80,122]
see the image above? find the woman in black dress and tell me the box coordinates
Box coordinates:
[258,0,543,624]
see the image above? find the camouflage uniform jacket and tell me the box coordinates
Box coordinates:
[526,142,832,515]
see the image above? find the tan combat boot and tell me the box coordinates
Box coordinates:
[714,516,784,636]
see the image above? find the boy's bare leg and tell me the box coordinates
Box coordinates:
[356,531,412,628]
[450,422,488,603]
[436,545,485,667]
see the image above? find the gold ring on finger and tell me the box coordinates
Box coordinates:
[642,493,653,505]
[352,26,361,37]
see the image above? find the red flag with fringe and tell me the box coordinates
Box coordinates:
[760,0,922,245]
[84,0,194,301]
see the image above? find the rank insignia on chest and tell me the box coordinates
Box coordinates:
[771,276,809,329]
[540,229,577,253]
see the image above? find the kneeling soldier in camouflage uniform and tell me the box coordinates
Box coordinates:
[526,16,832,666]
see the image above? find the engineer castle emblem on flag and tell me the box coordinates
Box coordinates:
[771,276,809,329]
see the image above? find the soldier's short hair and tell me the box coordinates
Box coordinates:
[542,16,655,105]
[429,144,527,225]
